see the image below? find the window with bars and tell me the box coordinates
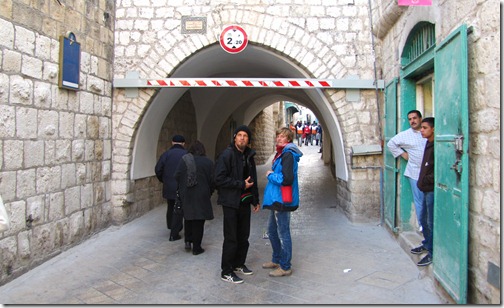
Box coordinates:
[401,22,436,66]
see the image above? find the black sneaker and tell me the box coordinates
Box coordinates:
[221,272,244,284]
[234,265,253,275]
[417,254,432,266]
[410,245,427,255]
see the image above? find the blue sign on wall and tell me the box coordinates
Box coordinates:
[58,32,80,90]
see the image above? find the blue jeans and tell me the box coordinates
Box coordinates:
[420,191,434,256]
[408,178,425,227]
[267,210,292,271]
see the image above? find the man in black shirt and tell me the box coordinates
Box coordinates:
[214,125,260,284]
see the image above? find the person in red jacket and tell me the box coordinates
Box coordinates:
[303,123,311,146]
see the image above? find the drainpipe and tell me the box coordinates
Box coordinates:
[350,147,384,226]
[367,0,383,142]
[363,0,384,226]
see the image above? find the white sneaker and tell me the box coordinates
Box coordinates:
[221,272,244,284]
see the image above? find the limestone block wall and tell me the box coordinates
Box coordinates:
[250,105,277,165]
[372,0,500,304]
[0,1,115,284]
[213,105,277,166]
[327,88,382,223]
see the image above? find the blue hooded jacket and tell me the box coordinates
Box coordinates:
[262,143,303,211]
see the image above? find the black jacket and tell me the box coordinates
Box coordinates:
[417,141,434,192]
[154,144,187,199]
[174,154,215,221]
[214,144,259,209]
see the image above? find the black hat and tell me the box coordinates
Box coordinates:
[172,135,185,143]
[233,125,252,143]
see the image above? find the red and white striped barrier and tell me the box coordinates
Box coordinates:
[145,78,332,88]
[113,73,385,98]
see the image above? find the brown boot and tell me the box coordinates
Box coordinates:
[269,267,292,277]
[262,262,279,269]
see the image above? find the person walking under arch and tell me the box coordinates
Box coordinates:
[386,110,426,232]
[262,127,303,277]
[155,135,187,241]
[295,121,303,147]
[215,125,260,284]
[310,121,318,145]
[174,140,215,255]
[289,121,296,136]
[303,122,311,146]
[315,123,322,146]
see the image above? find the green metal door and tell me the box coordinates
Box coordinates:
[383,79,398,231]
[433,24,469,304]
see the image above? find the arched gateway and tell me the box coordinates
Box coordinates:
[111,4,384,224]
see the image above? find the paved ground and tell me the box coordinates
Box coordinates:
[0,144,448,304]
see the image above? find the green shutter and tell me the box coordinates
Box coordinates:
[433,24,469,304]
[383,78,398,231]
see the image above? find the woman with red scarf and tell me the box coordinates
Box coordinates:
[261,127,303,277]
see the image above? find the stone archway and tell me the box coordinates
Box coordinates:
[112,5,382,223]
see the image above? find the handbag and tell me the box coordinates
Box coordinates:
[0,195,10,232]
[173,190,183,215]
[281,185,293,204]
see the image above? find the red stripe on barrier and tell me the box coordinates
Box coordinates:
[273,81,284,87]
[243,81,253,86]
[289,81,300,87]
[227,80,237,86]
[320,81,330,87]
[259,81,268,86]
[212,80,221,86]
[180,80,190,86]
[305,81,314,87]
[196,80,207,86]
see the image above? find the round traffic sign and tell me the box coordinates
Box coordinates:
[219,25,248,54]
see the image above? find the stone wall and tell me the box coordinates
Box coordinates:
[0,1,115,284]
[326,87,383,223]
[156,90,198,159]
[372,0,500,304]
[250,105,277,165]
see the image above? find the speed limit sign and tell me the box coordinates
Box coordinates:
[219,25,248,54]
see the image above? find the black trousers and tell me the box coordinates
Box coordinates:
[221,204,251,275]
[185,219,205,250]
[168,199,183,238]
[166,199,175,229]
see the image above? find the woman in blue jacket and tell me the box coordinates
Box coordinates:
[262,127,303,277]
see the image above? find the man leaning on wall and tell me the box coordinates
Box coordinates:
[386,110,427,232]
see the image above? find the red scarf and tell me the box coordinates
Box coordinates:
[272,144,286,164]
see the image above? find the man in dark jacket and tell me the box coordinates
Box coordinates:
[414,117,435,267]
[155,135,187,241]
[214,125,260,284]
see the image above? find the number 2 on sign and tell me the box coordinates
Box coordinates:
[226,38,243,45]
